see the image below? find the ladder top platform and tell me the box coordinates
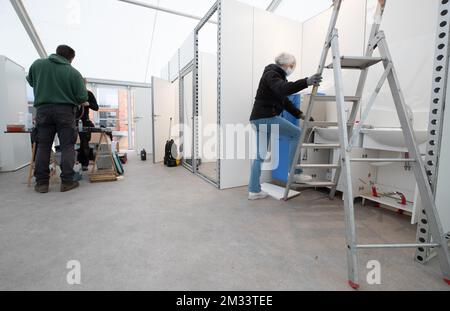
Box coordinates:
[326,56,384,70]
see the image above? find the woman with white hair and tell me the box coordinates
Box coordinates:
[248,52,322,200]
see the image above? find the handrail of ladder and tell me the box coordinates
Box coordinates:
[282,0,342,200]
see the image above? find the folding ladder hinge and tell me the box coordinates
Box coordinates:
[369,32,384,51]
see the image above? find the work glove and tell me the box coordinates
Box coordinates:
[307,73,323,86]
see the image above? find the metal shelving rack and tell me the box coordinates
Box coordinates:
[415,0,450,264]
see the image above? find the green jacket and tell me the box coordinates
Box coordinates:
[26,54,88,107]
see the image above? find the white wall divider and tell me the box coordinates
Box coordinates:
[180,32,195,71]
[301,0,366,123]
[363,0,439,130]
[151,76,178,163]
[160,63,170,81]
[169,52,180,82]
[133,87,153,155]
[0,56,31,172]
[252,7,303,184]
[198,52,218,164]
[219,0,254,189]
[219,0,303,189]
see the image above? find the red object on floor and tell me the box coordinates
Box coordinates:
[398,193,407,205]
[372,186,379,197]
[444,278,450,285]
[348,280,360,290]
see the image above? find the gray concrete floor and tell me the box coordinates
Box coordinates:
[0,153,449,291]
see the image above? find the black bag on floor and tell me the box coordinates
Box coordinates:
[164,118,178,168]
[164,139,177,167]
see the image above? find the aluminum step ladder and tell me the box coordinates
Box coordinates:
[283,0,450,289]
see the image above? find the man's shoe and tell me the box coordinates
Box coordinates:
[292,174,314,184]
[248,191,269,200]
[35,184,49,194]
[61,181,80,193]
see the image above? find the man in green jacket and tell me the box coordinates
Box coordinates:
[27,45,88,193]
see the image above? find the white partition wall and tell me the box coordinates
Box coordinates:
[151,76,178,163]
[301,0,438,127]
[180,32,195,71]
[300,0,366,123]
[219,0,254,189]
[0,56,31,172]
[219,0,303,189]
[133,87,153,155]
[363,0,439,130]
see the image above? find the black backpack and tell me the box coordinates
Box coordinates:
[164,139,177,167]
[164,118,178,167]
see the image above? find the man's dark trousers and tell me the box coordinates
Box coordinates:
[35,104,78,185]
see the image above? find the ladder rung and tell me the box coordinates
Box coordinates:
[297,164,340,169]
[302,143,341,149]
[308,121,354,127]
[312,96,361,102]
[356,243,440,249]
[326,56,384,70]
[350,158,416,163]
[309,121,338,127]
[292,181,337,188]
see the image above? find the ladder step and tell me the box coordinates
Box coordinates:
[302,143,341,149]
[326,56,383,70]
[297,164,340,169]
[309,121,338,127]
[307,121,355,127]
[350,158,416,163]
[356,243,440,250]
[312,96,361,102]
[292,181,337,188]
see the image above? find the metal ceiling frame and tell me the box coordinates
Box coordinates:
[118,0,218,24]
[9,0,47,59]
[266,0,283,12]
[86,78,151,89]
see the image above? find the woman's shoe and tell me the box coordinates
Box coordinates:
[248,191,269,200]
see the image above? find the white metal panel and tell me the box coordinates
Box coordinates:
[219,0,254,189]
[0,56,32,172]
[364,0,439,129]
[151,76,177,163]
[179,31,195,70]
[169,51,180,82]
[160,63,170,80]
[198,52,218,164]
[252,8,303,183]
[181,71,194,161]
[133,87,153,154]
[252,8,303,95]
[301,0,365,123]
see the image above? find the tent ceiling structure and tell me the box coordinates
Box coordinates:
[0,0,331,83]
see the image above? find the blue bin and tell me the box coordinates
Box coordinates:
[271,93,326,183]
[272,94,301,183]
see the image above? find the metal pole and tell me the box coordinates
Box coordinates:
[9,0,47,59]
[357,243,440,249]
[266,0,282,12]
[331,29,360,289]
[118,0,218,24]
